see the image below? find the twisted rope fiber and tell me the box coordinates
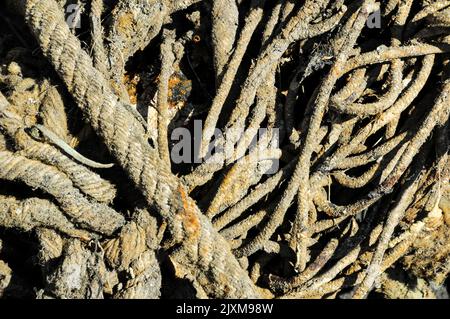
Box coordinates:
[19,0,260,298]
[39,83,70,143]
[89,0,109,78]
[0,195,93,240]
[0,150,124,235]
[20,129,117,202]
[0,97,117,203]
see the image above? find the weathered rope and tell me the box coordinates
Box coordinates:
[19,0,260,298]
[0,195,93,240]
[0,150,124,235]
[0,94,117,203]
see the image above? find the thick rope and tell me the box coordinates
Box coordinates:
[0,150,124,235]
[0,96,117,203]
[19,0,260,298]
[0,195,93,240]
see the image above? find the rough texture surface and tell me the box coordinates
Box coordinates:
[0,0,449,299]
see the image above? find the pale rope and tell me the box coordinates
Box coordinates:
[20,0,260,298]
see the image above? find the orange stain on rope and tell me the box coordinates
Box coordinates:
[168,70,192,109]
[177,185,201,238]
[123,73,140,105]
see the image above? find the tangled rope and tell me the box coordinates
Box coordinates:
[0,0,449,299]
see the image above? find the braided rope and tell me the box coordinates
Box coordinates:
[0,195,93,240]
[20,0,260,298]
[0,96,117,203]
[0,150,124,235]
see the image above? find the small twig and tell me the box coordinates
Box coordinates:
[33,124,115,169]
